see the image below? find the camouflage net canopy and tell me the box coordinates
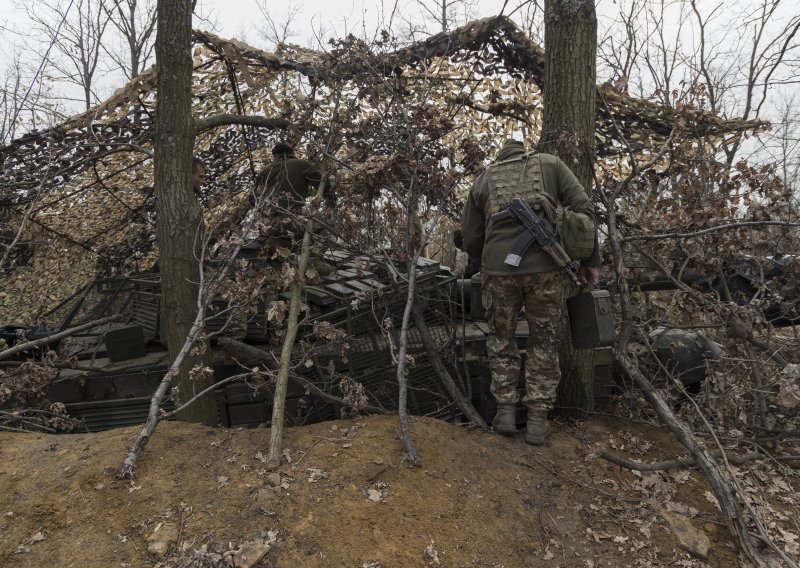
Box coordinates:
[0,15,766,323]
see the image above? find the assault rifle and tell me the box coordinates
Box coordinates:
[490,197,580,286]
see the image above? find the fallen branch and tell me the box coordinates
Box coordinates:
[0,411,58,433]
[516,456,643,504]
[742,327,789,368]
[0,425,32,433]
[118,302,208,479]
[410,299,487,429]
[217,337,390,415]
[754,427,800,437]
[614,352,768,566]
[601,449,800,471]
[10,408,84,422]
[0,315,123,361]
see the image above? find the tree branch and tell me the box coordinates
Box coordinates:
[601,449,800,471]
[216,338,391,416]
[0,315,123,361]
[614,352,768,566]
[622,220,800,242]
[193,114,289,134]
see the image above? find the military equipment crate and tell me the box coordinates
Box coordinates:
[566,289,615,348]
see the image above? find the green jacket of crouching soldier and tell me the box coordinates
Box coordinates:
[460,139,599,275]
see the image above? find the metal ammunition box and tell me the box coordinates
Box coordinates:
[566,290,615,348]
[105,325,146,362]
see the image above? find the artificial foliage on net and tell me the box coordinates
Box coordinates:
[0,16,771,323]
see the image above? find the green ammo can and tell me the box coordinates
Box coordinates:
[566,289,615,349]
[105,325,146,362]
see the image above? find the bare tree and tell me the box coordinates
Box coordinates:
[505,0,544,45]
[596,0,649,96]
[597,0,693,104]
[689,0,800,162]
[25,0,110,111]
[415,0,477,33]
[0,56,25,144]
[398,0,477,40]
[254,0,301,49]
[0,52,56,145]
[605,0,800,165]
[770,95,800,195]
[101,0,158,80]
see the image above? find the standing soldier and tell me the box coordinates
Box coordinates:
[460,139,599,444]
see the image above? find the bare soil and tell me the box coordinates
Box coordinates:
[0,414,743,567]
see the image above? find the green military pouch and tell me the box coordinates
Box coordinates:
[556,207,595,260]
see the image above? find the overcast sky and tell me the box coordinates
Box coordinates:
[2,0,797,164]
[195,0,519,46]
[0,0,534,122]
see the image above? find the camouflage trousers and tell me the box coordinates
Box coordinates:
[482,272,567,412]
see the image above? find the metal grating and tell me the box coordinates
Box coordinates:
[90,251,467,422]
[65,397,177,432]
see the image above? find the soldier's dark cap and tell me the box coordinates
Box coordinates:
[501,139,524,150]
[272,143,294,156]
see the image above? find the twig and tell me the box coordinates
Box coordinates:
[622,221,800,242]
[160,373,250,419]
[0,425,32,433]
[216,338,391,415]
[601,450,800,471]
[7,408,85,424]
[0,411,58,433]
[294,438,325,466]
[515,456,643,504]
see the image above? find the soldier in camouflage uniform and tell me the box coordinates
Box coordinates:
[460,140,599,444]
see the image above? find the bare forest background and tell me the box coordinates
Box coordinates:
[2,0,799,188]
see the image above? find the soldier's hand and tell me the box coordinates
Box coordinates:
[578,264,599,287]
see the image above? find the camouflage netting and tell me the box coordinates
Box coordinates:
[0,15,767,323]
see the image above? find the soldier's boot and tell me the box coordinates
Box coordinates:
[492,403,517,435]
[524,409,551,445]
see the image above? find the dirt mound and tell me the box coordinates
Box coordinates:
[0,415,739,567]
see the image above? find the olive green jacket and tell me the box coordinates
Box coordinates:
[261,156,323,205]
[460,142,598,276]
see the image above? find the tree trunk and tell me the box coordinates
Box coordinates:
[539,0,597,418]
[154,0,216,425]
